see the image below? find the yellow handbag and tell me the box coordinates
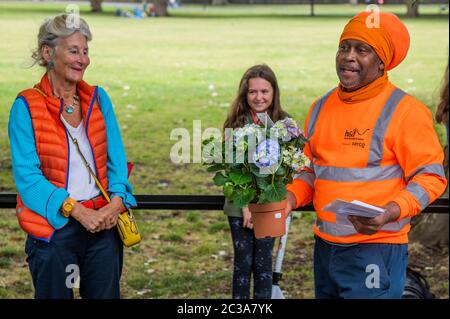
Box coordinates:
[115,208,141,247]
[64,123,141,247]
[97,188,141,248]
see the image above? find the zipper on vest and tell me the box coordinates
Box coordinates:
[85,87,100,181]
[59,98,71,190]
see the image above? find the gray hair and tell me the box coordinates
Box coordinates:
[31,13,92,68]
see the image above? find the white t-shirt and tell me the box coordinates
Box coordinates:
[61,116,101,201]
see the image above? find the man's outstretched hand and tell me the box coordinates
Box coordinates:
[348,202,401,235]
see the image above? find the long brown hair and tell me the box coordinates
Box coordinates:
[223,64,285,130]
[436,62,449,125]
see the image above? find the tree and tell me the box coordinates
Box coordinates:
[406,0,420,18]
[410,211,449,248]
[211,0,228,5]
[90,0,103,12]
[155,0,169,17]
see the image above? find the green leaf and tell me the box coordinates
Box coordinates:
[275,165,286,176]
[230,161,244,169]
[223,184,234,199]
[250,164,270,178]
[202,136,215,146]
[207,164,225,173]
[229,171,252,185]
[213,172,228,186]
[255,176,270,190]
[259,183,287,204]
[257,191,269,204]
[233,188,256,208]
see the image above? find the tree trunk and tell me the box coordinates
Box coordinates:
[155,0,169,17]
[406,0,420,18]
[211,0,228,5]
[90,0,103,13]
[410,214,449,248]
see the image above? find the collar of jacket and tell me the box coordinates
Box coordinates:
[337,72,389,104]
[33,72,97,118]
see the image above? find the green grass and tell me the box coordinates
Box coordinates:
[0,2,448,298]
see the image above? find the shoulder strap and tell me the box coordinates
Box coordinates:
[61,117,110,202]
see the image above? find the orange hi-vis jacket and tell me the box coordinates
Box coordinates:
[15,73,108,242]
[287,82,447,244]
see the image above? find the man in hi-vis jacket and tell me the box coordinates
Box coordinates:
[285,12,447,298]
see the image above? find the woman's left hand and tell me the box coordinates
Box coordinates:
[97,196,126,230]
[242,206,253,229]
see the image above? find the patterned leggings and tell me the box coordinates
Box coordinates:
[228,217,275,299]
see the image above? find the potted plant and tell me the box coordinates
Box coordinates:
[203,117,309,238]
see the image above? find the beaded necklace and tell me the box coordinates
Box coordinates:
[54,93,79,114]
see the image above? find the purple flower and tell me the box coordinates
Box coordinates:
[282,118,301,139]
[287,126,300,138]
[270,118,302,142]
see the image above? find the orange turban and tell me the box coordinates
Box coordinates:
[339,11,410,71]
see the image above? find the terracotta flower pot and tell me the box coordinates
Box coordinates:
[248,199,287,239]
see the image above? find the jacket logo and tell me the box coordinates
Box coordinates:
[343,128,370,149]
[344,128,370,138]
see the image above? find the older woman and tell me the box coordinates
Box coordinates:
[8,14,136,299]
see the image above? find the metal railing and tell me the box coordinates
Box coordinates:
[0,193,448,213]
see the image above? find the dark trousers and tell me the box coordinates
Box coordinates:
[25,218,123,299]
[228,217,275,299]
[314,236,408,299]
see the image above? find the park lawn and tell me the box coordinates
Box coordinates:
[0,2,448,298]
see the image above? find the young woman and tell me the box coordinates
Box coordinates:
[223,64,289,299]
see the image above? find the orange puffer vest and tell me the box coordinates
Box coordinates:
[15,73,108,242]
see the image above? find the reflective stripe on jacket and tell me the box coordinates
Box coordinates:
[287,82,447,244]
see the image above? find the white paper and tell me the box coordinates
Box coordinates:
[323,199,402,232]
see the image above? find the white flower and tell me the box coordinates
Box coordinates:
[233,124,264,147]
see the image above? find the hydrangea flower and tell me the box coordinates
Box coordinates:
[291,151,310,171]
[233,124,264,147]
[270,118,301,142]
[253,139,280,168]
[204,114,310,207]
[282,146,310,171]
[282,118,301,139]
[270,121,289,142]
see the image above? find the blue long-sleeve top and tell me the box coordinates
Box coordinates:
[8,87,137,230]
